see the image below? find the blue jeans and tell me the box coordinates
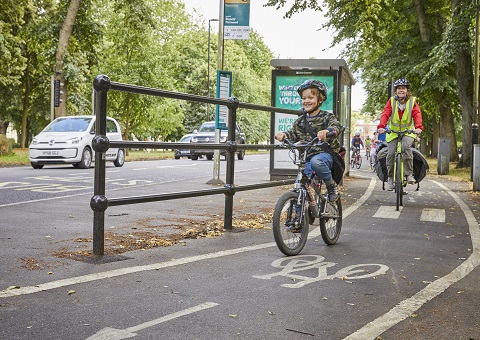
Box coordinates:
[304,152,334,184]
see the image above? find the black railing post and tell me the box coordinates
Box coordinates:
[224,97,239,230]
[90,75,111,255]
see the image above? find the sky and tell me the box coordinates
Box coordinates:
[181,0,366,110]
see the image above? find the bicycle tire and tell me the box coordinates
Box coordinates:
[273,191,309,256]
[319,195,342,245]
[350,159,354,168]
[356,156,362,169]
[395,153,402,211]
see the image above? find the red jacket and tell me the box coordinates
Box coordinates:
[377,98,424,130]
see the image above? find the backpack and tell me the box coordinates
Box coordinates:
[331,146,346,185]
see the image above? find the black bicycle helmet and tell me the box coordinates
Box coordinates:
[297,79,328,101]
[394,78,410,89]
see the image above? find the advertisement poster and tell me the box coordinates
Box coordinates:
[272,74,335,170]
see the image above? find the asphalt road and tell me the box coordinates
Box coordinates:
[1,153,479,339]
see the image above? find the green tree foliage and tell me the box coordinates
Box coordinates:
[265,0,476,162]
[2,0,276,146]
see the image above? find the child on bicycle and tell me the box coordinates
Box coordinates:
[275,79,343,202]
[351,132,363,159]
[377,78,423,191]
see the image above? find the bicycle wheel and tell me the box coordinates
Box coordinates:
[366,151,370,160]
[272,191,309,256]
[395,153,402,211]
[356,156,362,169]
[319,195,342,245]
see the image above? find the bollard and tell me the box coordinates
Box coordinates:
[472,124,479,181]
[474,145,480,191]
[437,138,451,175]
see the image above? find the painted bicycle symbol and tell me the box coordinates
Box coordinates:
[253,255,389,288]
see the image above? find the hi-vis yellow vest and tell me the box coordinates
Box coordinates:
[386,96,417,142]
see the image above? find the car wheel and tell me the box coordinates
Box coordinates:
[31,162,44,169]
[77,147,92,169]
[206,155,213,160]
[174,155,180,160]
[191,155,198,160]
[237,149,245,160]
[114,148,125,167]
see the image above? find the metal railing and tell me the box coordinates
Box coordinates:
[90,74,301,255]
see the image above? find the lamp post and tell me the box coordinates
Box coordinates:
[207,18,219,120]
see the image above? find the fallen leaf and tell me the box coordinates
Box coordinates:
[67,290,76,295]
[6,286,20,290]
[229,314,237,318]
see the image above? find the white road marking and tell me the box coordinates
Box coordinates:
[420,208,445,223]
[372,205,403,219]
[344,179,480,340]
[0,178,376,298]
[86,302,219,340]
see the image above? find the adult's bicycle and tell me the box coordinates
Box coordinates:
[365,145,371,160]
[386,129,416,211]
[350,148,362,169]
[272,137,342,256]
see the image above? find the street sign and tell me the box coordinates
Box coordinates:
[215,71,232,130]
[224,0,250,40]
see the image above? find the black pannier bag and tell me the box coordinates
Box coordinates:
[375,142,388,183]
[375,142,429,190]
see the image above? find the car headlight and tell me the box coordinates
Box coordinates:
[220,136,227,143]
[66,137,81,144]
[192,137,198,143]
[31,138,40,145]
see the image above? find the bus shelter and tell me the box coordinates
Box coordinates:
[269,59,356,180]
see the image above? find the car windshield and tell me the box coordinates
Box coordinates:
[198,123,215,132]
[44,117,92,132]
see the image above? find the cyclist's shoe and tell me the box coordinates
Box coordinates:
[407,175,415,184]
[326,181,339,202]
[387,177,394,191]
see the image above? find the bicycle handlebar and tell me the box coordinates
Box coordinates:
[385,129,417,134]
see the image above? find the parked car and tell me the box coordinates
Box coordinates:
[190,121,246,160]
[174,133,195,159]
[29,115,125,169]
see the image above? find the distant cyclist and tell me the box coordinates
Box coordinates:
[365,136,372,158]
[351,132,363,159]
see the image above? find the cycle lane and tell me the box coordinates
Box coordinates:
[1,173,479,339]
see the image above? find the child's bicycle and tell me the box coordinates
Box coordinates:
[350,148,362,169]
[386,129,417,211]
[273,137,342,256]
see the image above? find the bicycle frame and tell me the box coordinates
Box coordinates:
[272,137,342,255]
[387,129,415,210]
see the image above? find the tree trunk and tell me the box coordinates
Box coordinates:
[438,93,458,161]
[452,0,474,167]
[413,0,430,44]
[21,58,31,148]
[432,118,439,157]
[54,0,82,118]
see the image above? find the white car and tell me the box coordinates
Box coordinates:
[29,115,125,169]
